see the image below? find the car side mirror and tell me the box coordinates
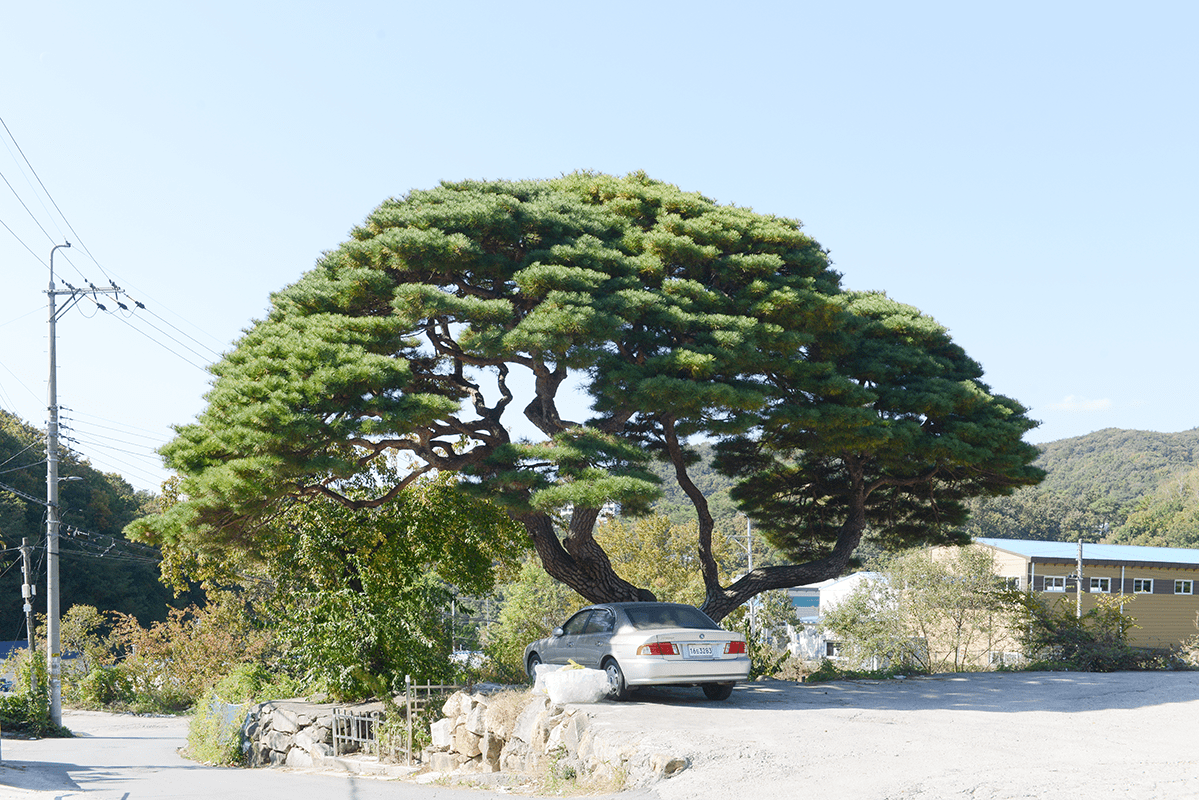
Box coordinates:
[552,627,564,637]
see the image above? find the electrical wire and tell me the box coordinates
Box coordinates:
[0,439,42,470]
[0,461,45,476]
[0,213,47,266]
[0,115,112,283]
[108,312,211,373]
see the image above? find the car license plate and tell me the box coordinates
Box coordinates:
[687,644,714,658]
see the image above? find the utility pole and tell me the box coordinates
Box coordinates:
[746,515,755,634]
[45,241,122,727]
[1076,539,1084,619]
[20,538,36,692]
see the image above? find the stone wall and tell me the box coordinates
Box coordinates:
[426,690,689,787]
[242,700,339,768]
[241,691,689,788]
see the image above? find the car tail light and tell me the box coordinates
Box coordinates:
[636,642,680,656]
[724,641,747,655]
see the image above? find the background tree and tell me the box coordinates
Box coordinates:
[821,545,1020,672]
[255,472,524,699]
[130,173,1041,622]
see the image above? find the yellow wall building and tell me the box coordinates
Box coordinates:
[975,538,1199,649]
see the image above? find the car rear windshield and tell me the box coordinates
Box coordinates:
[623,605,720,631]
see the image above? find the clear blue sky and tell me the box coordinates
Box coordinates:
[2,1,1196,493]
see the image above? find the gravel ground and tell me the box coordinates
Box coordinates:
[587,671,1199,800]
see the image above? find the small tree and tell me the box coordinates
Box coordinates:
[821,545,1021,672]
[1013,592,1153,671]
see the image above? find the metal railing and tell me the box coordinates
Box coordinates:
[332,707,383,757]
[332,676,470,764]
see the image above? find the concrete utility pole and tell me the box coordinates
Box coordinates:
[1076,539,1084,619]
[20,537,36,692]
[46,241,69,728]
[45,241,121,727]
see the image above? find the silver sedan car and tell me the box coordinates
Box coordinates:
[523,602,750,701]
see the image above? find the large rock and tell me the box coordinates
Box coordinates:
[464,696,488,736]
[430,717,455,750]
[453,726,483,758]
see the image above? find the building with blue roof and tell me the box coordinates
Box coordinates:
[974,538,1199,648]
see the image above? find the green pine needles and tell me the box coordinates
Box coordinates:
[130,172,1042,622]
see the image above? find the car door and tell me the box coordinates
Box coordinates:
[574,608,616,667]
[543,609,594,665]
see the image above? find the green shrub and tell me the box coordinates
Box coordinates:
[0,652,71,737]
[1014,593,1165,672]
[76,665,135,707]
[186,690,251,765]
[213,662,307,704]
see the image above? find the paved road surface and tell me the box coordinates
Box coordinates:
[0,710,556,800]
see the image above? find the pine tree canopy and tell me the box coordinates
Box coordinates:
[128,172,1042,620]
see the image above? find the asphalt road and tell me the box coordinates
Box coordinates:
[0,710,535,800]
[2,673,1196,799]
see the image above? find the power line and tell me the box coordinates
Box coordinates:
[108,311,211,372]
[0,213,47,265]
[0,115,113,283]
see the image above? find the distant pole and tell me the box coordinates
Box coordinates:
[746,516,755,634]
[20,538,36,692]
[1076,539,1084,619]
[46,241,70,727]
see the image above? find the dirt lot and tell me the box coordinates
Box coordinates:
[592,671,1199,799]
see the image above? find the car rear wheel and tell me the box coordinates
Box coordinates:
[702,682,734,701]
[603,658,629,701]
[526,653,542,681]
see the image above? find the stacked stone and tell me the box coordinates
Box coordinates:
[242,700,337,767]
[423,690,686,786]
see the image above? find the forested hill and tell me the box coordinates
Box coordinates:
[1034,428,1199,501]
[0,409,177,634]
[960,427,1199,549]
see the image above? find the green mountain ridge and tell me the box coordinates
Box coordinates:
[963,426,1199,549]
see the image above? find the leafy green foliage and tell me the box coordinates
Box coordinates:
[0,649,71,737]
[821,546,1020,672]
[262,473,524,699]
[0,410,175,626]
[484,556,586,677]
[593,514,743,607]
[131,172,1041,620]
[958,427,1199,547]
[186,690,252,765]
[1012,593,1171,671]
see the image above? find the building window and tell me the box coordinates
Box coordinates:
[1044,576,1066,592]
[1133,579,1154,594]
[1175,580,1194,595]
[1090,577,1111,593]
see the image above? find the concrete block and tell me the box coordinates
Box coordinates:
[430,717,455,749]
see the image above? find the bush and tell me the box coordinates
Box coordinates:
[186,690,251,765]
[213,662,307,704]
[76,665,135,707]
[0,651,71,737]
[1013,593,1164,672]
